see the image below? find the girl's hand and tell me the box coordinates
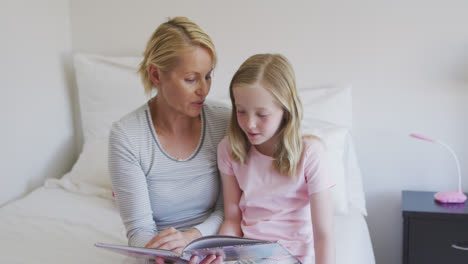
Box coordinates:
[189,255,223,264]
[155,253,223,264]
[145,227,201,253]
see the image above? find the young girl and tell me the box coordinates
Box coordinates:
[217,54,335,264]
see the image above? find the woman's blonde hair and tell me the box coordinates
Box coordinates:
[228,54,303,178]
[138,17,217,95]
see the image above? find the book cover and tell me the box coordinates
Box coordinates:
[95,235,301,264]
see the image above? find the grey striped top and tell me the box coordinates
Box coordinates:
[108,100,230,247]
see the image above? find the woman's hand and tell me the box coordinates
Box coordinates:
[188,255,223,264]
[145,227,201,253]
[146,227,223,264]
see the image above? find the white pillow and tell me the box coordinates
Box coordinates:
[303,120,349,215]
[344,133,367,216]
[73,54,148,142]
[299,85,369,215]
[299,85,352,129]
[46,139,112,199]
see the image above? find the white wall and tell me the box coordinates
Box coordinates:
[0,0,75,206]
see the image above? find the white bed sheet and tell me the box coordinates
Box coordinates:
[0,186,128,264]
[0,186,374,264]
[334,206,375,264]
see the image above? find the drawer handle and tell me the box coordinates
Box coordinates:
[452,244,468,251]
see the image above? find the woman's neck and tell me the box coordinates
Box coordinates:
[149,96,200,135]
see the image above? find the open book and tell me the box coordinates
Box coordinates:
[95,235,301,263]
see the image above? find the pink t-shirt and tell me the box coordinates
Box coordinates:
[217,136,334,263]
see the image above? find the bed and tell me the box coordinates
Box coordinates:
[0,54,375,264]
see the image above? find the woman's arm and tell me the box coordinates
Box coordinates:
[111,122,205,252]
[192,184,225,237]
[218,172,243,237]
[310,189,335,264]
[109,123,158,247]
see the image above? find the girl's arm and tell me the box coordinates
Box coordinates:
[310,189,335,264]
[218,172,243,237]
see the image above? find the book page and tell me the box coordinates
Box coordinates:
[183,242,301,263]
[95,243,184,262]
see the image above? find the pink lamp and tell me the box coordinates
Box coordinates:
[410,133,467,203]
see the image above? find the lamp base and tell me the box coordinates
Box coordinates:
[434,190,467,203]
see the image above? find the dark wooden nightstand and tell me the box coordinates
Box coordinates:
[402,190,468,264]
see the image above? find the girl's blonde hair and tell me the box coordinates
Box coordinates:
[228,54,303,178]
[138,17,217,95]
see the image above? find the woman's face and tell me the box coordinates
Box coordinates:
[156,46,213,118]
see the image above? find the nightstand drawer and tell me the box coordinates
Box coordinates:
[409,218,468,263]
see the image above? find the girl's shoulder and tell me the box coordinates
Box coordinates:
[302,134,327,156]
[218,136,231,152]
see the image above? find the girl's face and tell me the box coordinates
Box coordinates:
[155,46,213,118]
[233,82,285,154]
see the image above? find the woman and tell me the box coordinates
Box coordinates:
[109,17,229,264]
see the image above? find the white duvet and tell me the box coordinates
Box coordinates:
[0,186,127,264]
[0,185,374,264]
